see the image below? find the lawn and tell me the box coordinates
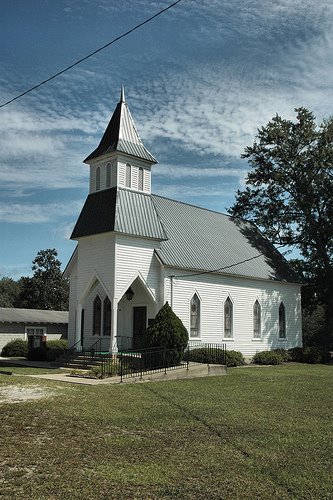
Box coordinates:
[0,364,332,499]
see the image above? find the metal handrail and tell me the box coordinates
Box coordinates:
[62,339,82,366]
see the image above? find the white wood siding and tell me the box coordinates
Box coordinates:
[163,268,302,356]
[115,234,161,302]
[67,260,78,346]
[117,156,151,193]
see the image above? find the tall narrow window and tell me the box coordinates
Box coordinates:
[106,163,111,188]
[125,163,131,187]
[96,166,101,191]
[103,297,111,336]
[93,296,102,335]
[138,167,144,191]
[190,294,200,338]
[279,302,286,339]
[224,297,233,338]
[253,300,261,339]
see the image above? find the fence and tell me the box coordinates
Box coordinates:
[99,342,227,382]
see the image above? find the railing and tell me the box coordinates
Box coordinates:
[61,339,82,367]
[97,342,227,382]
[81,337,103,367]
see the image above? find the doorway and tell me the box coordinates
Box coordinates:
[133,306,147,349]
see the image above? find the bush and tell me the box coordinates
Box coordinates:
[252,350,284,365]
[45,340,67,361]
[27,339,68,361]
[287,347,304,362]
[184,348,244,367]
[225,350,245,367]
[272,348,290,362]
[185,347,225,364]
[1,339,28,357]
[27,346,46,361]
[143,302,188,367]
[288,346,331,364]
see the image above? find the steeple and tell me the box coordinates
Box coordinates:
[84,88,157,164]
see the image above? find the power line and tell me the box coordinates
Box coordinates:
[169,245,285,279]
[0,0,182,109]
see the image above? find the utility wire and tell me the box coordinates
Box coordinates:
[169,245,285,279]
[0,0,182,109]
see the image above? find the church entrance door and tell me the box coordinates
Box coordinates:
[133,306,147,350]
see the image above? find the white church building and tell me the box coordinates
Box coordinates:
[65,89,302,356]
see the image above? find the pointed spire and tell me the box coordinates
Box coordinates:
[84,90,157,164]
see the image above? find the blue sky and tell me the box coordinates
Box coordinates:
[1,0,333,279]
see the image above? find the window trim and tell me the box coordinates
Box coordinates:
[25,326,47,340]
[96,166,101,191]
[189,293,201,339]
[278,302,286,339]
[106,163,111,188]
[103,296,111,336]
[125,163,131,188]
[138,167,144,191]
[93,295,102,336]
[253,299,262,339]
[223,296,233,340]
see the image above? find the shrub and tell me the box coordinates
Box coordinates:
[27,346,46,361]
[288,346,331,364]
[143,302,188,367]
[252,350,284,365]
[272,348,290,362]
[45,340,67,361]
[225,350,245,367]
[1,339,28,357]
[287,347,304,362]
[185,347,225,364]
[27,339,68,361]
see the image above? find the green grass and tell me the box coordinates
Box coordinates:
[0,366,64,375]
[0,364,332,499]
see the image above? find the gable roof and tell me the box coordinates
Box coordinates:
[0,308,68,324]
[71,188,300,283]
[71,187,167,241]
[84,90,157,164]
[151,195,300,283]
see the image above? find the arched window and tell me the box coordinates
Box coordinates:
[224,297,233,338]
[93,296,101,335]
[138,167,144,191]
[253,300,261,339]
[190,294,200,338]
[125,163,131,188]
[103,297,111,336]
[96,166,101,191]
[106,163,111,188]
[279,302,286,339]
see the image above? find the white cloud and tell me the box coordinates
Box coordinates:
[0,200,83,224]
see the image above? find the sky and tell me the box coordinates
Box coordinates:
[1,0,333,280]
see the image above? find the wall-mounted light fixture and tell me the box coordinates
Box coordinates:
[125,287,134,301]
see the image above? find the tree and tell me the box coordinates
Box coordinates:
[143,302,188,366]
[17,249,69,311]
[0,277,21,307]
[229,108,333,348]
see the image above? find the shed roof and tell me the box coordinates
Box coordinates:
[0,308,68,324]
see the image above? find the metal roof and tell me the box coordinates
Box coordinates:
[0,308,68,324]
[84,91,157,164]
[71,188,167,241]
[71,188,300,283]
[151,195,301,283]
